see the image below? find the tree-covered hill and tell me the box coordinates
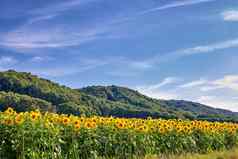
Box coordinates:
[0,70,237,121]
[0,91,55,112]
[80,85,238,121]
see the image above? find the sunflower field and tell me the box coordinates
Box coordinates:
[1,108,238,159]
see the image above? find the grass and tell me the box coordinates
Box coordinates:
[145,148,238,159]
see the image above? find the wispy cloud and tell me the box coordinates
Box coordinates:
[179,79,207,88]
[27,14,58,24]
[136,75,238,111]
[113,0,217,24]
[179,38,238,55]
[137,88,179,100]
[136,77,180,99]
[0,56,17,66]
[222,10,238,22]
[139,0,216,15]
[30,0,92,15]
[201,75,238,92]
[146,77,180,90]
[104,38,238,74]
[131,38,238,70]
[197,96,238,111]
[30,56,54,63]
[0,3,127,51]
[136,86,178,100]
[0,24,111,50]
[28,0,96,23]
[0,56,18,71]
[177,75,238,92]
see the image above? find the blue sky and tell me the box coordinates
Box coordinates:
[0,0,238,111]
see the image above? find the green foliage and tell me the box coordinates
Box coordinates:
[80,86,238,121]
[0,70,237,121]
[1,124,238,159]
[0,91,54,112]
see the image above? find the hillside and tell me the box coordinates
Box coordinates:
[0,70,172,117]
[80,85,238,121]
[0,70,237,121]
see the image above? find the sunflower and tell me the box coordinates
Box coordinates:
[62,117,70,125]
[74,124,81,130]
[137,125,149,132]
[115,121,125,129]
[84,121,96,129]
[15,114,24,124]
[4,119,14,125]
[4,107,15,115]
[74,120,80,126]
[30,112,39,121]
[159,127,166,134]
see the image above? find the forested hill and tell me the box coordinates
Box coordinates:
[80,86,238,121]
[0,70,237,122]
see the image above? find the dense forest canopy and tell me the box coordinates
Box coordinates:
[0,70,237,122]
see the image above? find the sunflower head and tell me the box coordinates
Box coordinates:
[116,121,125,129]
[74,124,81,130]
[30,112,40,121]
[4,119,14,126]
[4,107,15,115]
[74,120,80,126]
[84,121,96,129]
[15,114,24,124]
[62,117,70,125]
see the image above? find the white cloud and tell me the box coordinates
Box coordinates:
[0,22,114,50]
[213,75,238,91]
[27,0,97,23]
[0,27,99,49]
[140,0,216,15]
[130,61,153,70]
[0,56,17,66]
[136,75,238,111]
[30,56,54,62]
[0,7,126,51]
[136,87,178,100]
[200,85,222,91]
[148,77,180,90]
[196,96,238,112]
[27,14,58,24]
[134,38,238,70]
[222,10,238,21]
[30,0,92,15]
[138,77,180,90]
[136,77,180,100]
[30,56,45,62]
[179,38,238,55]
[199,75,238,92]
[179,79,207,88]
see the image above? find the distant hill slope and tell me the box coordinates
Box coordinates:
[0,91,55,112]
[0,70,174,117]
[80,85,238,121]
[0,70,237,121]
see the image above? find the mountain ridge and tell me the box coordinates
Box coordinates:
[80,85,238,120]
[0,70,237,122]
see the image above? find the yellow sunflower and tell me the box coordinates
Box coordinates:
[15,114,24,124]
[30,112,39,121]
[84,121,96,129]
[4,107,15,115]
[62,117,70,125]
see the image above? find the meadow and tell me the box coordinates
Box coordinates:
[1,107,238,159]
